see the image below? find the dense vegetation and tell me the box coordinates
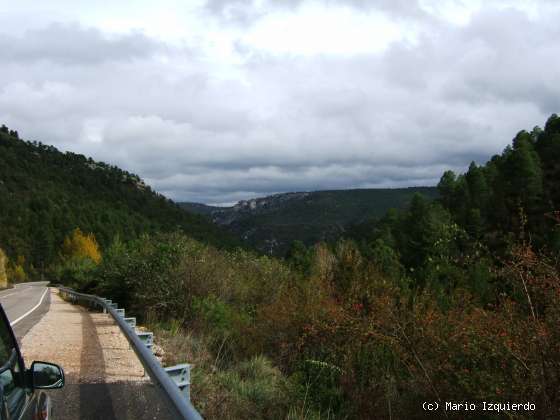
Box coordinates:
[180,187,438,255]
[2,115,560,418]
[0,126,240,280]
[74,231,559,419]
[0,248,7,288]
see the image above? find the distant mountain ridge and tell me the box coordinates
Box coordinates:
[182,191,312,224]
[180,187,438,255]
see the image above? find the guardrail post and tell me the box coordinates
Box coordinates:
[135,330,154,350]
[164,364,191,401]
[116,308,125,318]
[101,299,112,313]
[124,317,136,328]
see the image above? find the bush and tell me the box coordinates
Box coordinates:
[9,264,27,283]
[50,257,96,289]
[192,295,236,336]
[92,233,191,320]
[217,356,291,419]
[0,248,7,287]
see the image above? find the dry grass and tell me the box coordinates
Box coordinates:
[149,322,326,420]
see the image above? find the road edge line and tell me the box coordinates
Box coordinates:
[10,288,49,326]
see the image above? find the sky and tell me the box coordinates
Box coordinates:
[1,0,559,205]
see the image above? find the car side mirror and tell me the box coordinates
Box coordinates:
[31,361,65,389]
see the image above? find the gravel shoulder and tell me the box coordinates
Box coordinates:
[20,288,146,383]
[19,288,177,419]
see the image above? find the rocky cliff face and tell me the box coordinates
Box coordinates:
[209,192,310,225]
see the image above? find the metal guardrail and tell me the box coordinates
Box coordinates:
[58,286,202,420]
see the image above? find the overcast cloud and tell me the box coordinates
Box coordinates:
[0,0,558,204]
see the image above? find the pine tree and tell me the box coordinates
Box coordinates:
[507,131,543,211]
[437,170,457,209]
[465,162,490,217]
[535,114,560,208]
[452,176,471,226]
[402,194,433,269]
[32,225,54,278]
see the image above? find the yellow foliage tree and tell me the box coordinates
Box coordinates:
[16,255,25,267]
[0,248,7,288]
[61,228,102,264]
[10,265,26,283]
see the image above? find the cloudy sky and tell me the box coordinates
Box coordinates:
[1,0,559,204]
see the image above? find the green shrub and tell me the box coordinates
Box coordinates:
[217,355,290,419]
[192,295,235,336]
[50,257,96,289]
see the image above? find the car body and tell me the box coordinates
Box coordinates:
[0,303,64,420]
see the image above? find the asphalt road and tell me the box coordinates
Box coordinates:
[0,281,51,341]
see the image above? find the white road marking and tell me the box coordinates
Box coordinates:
[0,283,45,298]
[0,289,20,297]
[0,286,35,299]
[9,288,49,326]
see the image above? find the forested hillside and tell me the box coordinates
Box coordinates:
[180,187,438,255]
[0,125,240,279]
[438,115,560,249]
[347,114,560,270]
